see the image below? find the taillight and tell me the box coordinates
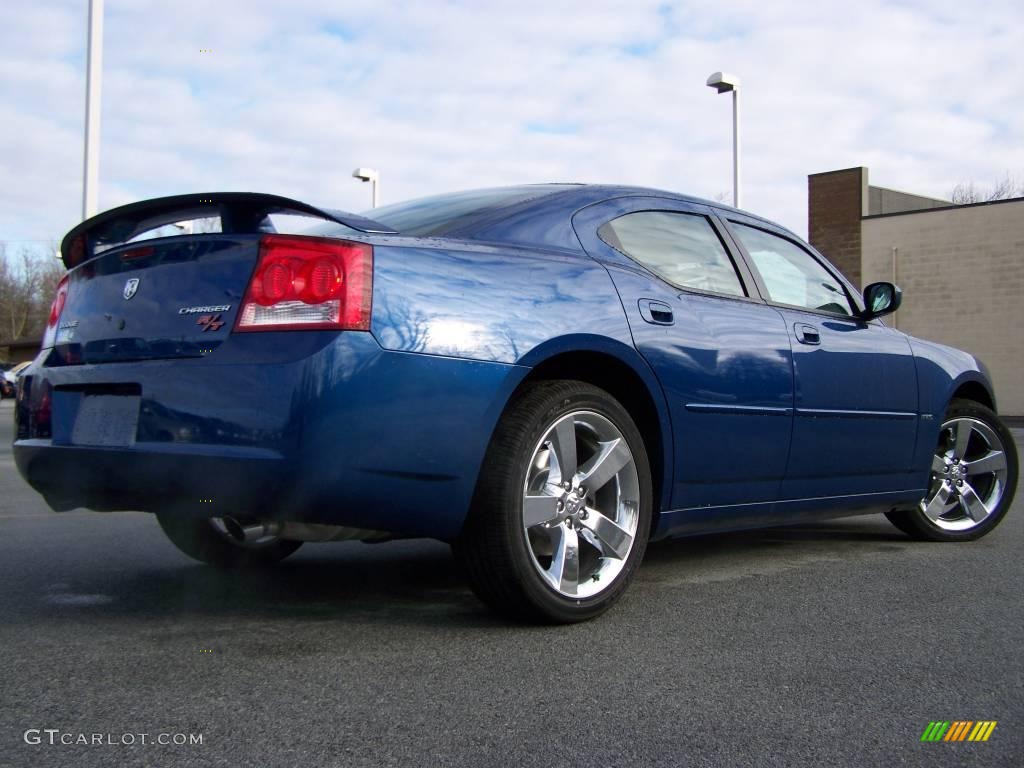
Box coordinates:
[235,235,372,332]
[42,275,70,348]
[48,276,69,326]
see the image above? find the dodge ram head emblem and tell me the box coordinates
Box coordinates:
[123,278,140,300]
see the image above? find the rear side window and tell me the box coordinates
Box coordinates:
[730,223,854,316]
[598,211,745,297]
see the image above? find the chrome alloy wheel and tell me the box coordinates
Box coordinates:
[921,417,1010,531]
[521,410,640,599]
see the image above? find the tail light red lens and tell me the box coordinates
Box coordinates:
[48,276,69,327]
[235,235,372,332]
[42,275,70,348]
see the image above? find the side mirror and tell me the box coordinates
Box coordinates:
[861,282,902,320]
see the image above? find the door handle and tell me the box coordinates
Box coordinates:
[638,299,674,325]
[794,323,820,345]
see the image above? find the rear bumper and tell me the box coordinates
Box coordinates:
[13,332,527,539]
[15,440,285,516]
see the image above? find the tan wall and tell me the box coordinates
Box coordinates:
[862,200,1024,415]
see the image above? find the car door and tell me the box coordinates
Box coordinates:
[573,198,795,522]
[723,216,920,499]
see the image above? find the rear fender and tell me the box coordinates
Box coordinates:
[370,240,635,364]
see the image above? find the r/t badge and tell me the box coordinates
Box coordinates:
[196,314,225,332]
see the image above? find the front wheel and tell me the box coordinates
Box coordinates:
[886,399,1018,541]
[457,380,653,623]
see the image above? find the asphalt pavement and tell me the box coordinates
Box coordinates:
[0,397,1021,767]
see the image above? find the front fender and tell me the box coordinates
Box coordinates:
[911,337,995,418]
[909,336,996,486]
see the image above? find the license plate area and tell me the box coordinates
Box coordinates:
[53,385,142,447]
[72,395,140,447]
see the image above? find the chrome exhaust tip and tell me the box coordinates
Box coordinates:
[221,516,280,544]
[219,517,389,544]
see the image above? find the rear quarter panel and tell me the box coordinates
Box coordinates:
[368,238,676,518]
[369,238,635,363]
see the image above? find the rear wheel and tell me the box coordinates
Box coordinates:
[886,399,1017,541]
[156,514,303,567]
[458,380,652,623]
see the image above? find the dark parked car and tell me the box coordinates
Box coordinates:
[13,186,1018,622]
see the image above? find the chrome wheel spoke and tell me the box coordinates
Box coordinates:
[953,421,973,459]
[549,418,578,481]
[548,526,580,595]
[523,493,561,528]
[576,438,630,492]
[931,454,948,475]
[923,481,954,521]
[580,507,633,560]
[958,483,989,522]
[964,450,1006,476]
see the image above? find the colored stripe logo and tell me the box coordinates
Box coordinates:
[921,721,997,742]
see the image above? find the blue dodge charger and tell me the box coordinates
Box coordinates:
[14,185,1018,622]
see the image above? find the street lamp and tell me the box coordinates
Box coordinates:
[706,71,741,209]
[82,0,104,219]
[352,168,380,208]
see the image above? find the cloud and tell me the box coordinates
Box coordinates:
[0,0,1021,249]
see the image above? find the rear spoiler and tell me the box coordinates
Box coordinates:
[59,192,399,268]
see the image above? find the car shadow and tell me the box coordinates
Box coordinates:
[16,516,916,628]
[645,515,910,562]
[91,540,501,628]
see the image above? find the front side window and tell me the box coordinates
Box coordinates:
[730,223,854,315]
[598,211,745,297]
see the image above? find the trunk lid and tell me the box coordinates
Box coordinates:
[51,236,257,364]
[48,192,397,365]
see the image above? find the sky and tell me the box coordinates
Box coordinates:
[1,0,1022,252]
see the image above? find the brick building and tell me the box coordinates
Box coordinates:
[808,167,1024,416]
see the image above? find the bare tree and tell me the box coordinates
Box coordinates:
[0,243,66,342]
[951,174,1024,204]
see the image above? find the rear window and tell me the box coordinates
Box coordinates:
[599,211,746,297]
[310,186,567,238]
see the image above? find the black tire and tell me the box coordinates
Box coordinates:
[156,514,303,567]
[457,380,653,623]
[885,399,1018,541]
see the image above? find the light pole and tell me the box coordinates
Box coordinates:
[83,0,104,219]
[706,71,741,209]
[352,168,380,208]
